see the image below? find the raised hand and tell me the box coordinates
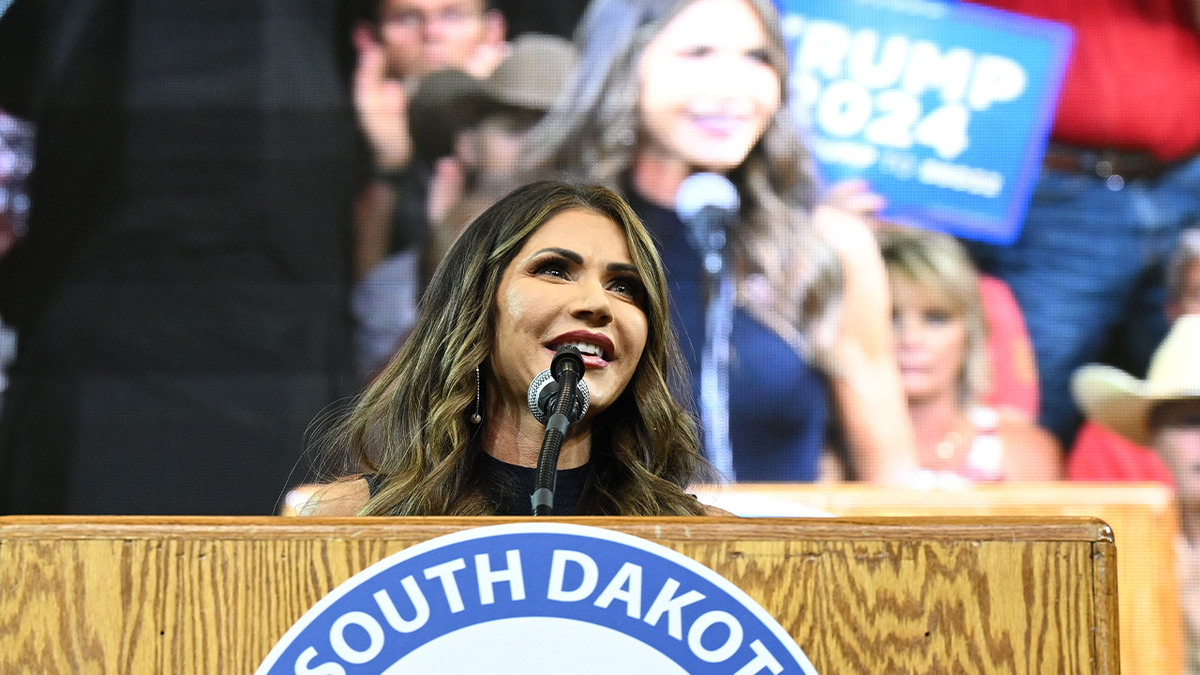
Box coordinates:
[463,39,508,80]
[353,31,412,172]
[822,179,887,227]
[427,155,467,228]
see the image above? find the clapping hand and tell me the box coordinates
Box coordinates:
[353,29,412,172]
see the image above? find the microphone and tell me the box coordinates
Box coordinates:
[675,173,739,276]
[675,173,739,481]
[527,367,591,424]
[529,345,587,516]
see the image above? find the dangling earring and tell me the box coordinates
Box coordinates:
[471,365,483,424]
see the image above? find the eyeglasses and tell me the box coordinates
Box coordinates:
[381,5,480,30]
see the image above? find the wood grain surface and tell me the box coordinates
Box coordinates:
[0,516,1118,674]
[697,483,1177,675]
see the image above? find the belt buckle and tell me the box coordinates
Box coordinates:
[1093,152,1118,179]
[1093,150,1134,191]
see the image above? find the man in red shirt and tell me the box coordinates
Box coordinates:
[967,0,1200,449]
[1070,228,1200,483]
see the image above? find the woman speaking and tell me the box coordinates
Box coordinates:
[303,181,716,516]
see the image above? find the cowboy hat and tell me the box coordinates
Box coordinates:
[408,34,578,161]
[1072,315,1200,446]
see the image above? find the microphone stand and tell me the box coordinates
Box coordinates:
[698,225,736,482]
[677,174,739,482]
[531,347,584,516]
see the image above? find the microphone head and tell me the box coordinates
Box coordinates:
[526,369,590,424]
[675,172,740,223]
[551,344,584,379]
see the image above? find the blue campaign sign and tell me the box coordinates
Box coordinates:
[778,0,1072,243]
[256,522,819,675]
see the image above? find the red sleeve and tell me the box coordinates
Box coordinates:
[1068,422,1174,484]
[979,275,1039,419]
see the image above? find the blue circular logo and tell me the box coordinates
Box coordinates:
[256,523,819,675]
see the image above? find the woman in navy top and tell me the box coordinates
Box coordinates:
[523,0,917,482]
[631,192,830,481]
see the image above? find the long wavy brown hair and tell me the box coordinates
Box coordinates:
[522,0,843,364]
[337,181,709,515]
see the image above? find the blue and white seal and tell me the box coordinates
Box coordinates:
[255,523,819,675]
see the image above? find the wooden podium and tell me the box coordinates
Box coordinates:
[0,516,1118,674]
[698,483,1178,675]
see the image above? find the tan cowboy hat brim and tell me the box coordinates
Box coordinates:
[1072,315,1200,447]
[1071,365,1156,447]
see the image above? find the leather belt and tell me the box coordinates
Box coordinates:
[1042,144,1172,181]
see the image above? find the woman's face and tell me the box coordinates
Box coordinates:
[637,0,781,174]
[891,275,970,405]
[491,208,650,418]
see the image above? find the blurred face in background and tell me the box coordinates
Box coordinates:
[377,0,501,80]
[458,109,544,184]
[891,275,970,405]
[1152,399,1200,506]
[637,0,781,174]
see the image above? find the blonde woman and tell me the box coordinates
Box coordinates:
[880,226,1061,484]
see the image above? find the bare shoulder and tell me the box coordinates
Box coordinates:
[282,478,371,516]
[703,503,738,517]
[812,206,890,319]
[997,413,1063,480]
[997,413,1060,453]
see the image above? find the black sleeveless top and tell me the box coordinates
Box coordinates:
[364,454,592,516]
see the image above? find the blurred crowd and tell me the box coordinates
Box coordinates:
[335,0,1200,494]
[0,0,1197,515]
[3,0,1200,666]
[0,111,30,408]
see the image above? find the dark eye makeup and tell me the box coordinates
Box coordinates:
[607,274,646,302]
[528,252,647,307]
[746,47,772,64]
[923,308,954,324]
[531,254,572,279]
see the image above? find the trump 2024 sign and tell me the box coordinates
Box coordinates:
[255,523,819,675]
[779,0,1073,243]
